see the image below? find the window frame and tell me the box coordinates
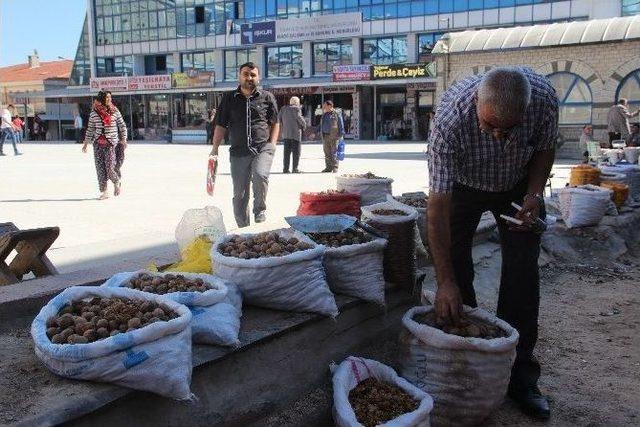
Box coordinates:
[547,72,593,125]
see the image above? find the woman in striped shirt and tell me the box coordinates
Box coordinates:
[82,91,128,200]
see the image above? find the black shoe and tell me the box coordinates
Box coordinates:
[283,170,290,174]
[332,169,338,173]
[255,212,266,223]
[321,168,331,173]
[15,152,22,156]
[292,169,301,173]
[508,386,550,421]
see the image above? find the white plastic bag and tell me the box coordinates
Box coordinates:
[623,147,640,164]
[211,229,339,316]
[175,206,226,252]
[322,235,387,305]
[31,286,193,400]
[399,306,518,427]
[558,185,613,228]
[102,271,241,346]
[332,356,434,427]
[601,148,625,164]
[336,175,394,206]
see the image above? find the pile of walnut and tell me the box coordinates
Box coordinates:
[371,209,409,216]
[415,312,507,339]
[316,189,347,195]
[218,232,314,259]
[123,272,209,294]
[349,378,419,427]
[46,297,178,344]
[305,228,373,248]
[343,172,386,179]
[394,196,427,208]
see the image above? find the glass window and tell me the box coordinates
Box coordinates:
[418,32,444,62]
[439,0,453,13]
[548,72,592,125]
[622,0,640,16]
[225,49,258,80]
[267,44,303,78]
[313,40,352,75]
[362,37,407,65]
[425,0,438,14]
[617,69,640,110]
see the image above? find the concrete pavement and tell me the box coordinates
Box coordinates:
[0,141,577,273]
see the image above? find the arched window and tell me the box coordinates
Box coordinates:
[547,72,592,125]
[617,69,640,110]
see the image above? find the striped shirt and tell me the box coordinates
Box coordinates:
[83,108,127,146]
[427,69,558,194]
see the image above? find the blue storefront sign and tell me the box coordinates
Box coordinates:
[241,21,276,45]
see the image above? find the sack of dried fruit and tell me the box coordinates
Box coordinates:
[297,189,361,218]
[361,201,418,291]
[212,229,338,316]
[557,185,612,228]
[31,286,193,400]
[305,227,387,305]
[332,356,433,427]
[336,173,394,206]
[399,306,519,426]
[102,271,242,347]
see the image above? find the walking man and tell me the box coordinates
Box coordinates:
[320,100,344,173]
[278,96,306,173]
[209,62,279,227]
[1,104,22,156]
[607,98,639,146]
[74,112,84,144]
[426,67,558,420]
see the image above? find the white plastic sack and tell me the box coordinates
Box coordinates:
[332,356,434,427]
[322,235,387,305]
[623,147,640,164]
[336,175,394,206]
[601,148,625,164]
[212,229,339,316]
[599,172,627,183]
[558,185,612,228]
[399,306,518,427]
[175,206,226,252]
[386,195,429,261]
[361,201,419,225]
[102,271,241,346]
[31,286,193,400]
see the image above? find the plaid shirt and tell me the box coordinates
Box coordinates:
[427,69,558,194]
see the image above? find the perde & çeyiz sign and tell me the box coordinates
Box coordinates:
[371,64,431,80]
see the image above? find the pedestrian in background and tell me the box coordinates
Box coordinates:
[607,98,639,146]
[82,91,128,200]
[74,112,84,144]
[12,115,24,144]
[0,104,22,156]
[278,96,306,173]
[579,124,597,162]
[209,62,279,227]
[627,123,640,147]
[320,100,344,173]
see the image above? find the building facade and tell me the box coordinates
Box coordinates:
[56,0,631,141]
[431,15,640,156]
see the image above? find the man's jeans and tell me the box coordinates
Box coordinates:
[450,180,545,393]
[230,146,275,227]
[0,128,19,154]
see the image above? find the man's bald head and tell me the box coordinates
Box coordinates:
[477,67,531,130]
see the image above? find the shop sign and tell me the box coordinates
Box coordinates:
[241,12,361,45]
[407,82,436,90]
[128,75,171,91]
[332,65,371,82]
[171,71,216,88]
[322,85,356,94]
[90,76,128,92]
[267,86,320,96]
[371,64,433,80]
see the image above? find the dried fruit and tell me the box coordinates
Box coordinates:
[348,378,418,427]
[305,228,373,248]
[371,209,408,216]
[394,196,427,208]
[47,297,178,344]
[343,172,386,179]
[219,232,313,259]
[123,272,210,294]
[415,312,506,339]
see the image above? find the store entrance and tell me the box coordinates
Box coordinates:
[376,87,410,140]
[416,91,435,140]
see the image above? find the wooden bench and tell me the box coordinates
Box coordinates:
[0,222,59,286]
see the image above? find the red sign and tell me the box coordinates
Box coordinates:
[128,75,171,91]
[90,77,128,92]
[332,65,371,82]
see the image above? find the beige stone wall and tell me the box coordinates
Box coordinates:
[435,40,640,146]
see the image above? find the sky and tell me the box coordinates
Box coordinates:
[0,0,86,67]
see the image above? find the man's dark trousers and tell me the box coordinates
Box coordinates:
[449,180,544,393]
[230,145,275,227]
[283,138,300,172]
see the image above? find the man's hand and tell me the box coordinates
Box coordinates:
[82,144,88,153]
[511,196,541,231]
[434,280,463,325]
[120,140,128,150]
[209,146,218,157]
